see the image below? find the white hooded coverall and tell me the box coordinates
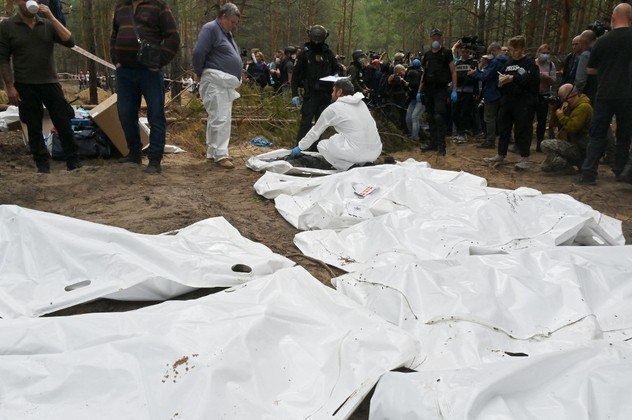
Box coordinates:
[298,92,382,170]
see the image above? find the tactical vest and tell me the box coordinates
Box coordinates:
[423,48,452,85]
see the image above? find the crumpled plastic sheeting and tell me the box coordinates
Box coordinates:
[254,159,490,230]
[246,149,339,175]
[0,267,421,420]
[0,105,19,131]
[295,192,624,271]
[370,342,632,420]
[0,205,294,318]
[333,247,632,372]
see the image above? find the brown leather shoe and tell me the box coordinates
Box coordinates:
[216,158,235,169]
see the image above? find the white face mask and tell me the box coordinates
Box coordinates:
[539,53,550,62]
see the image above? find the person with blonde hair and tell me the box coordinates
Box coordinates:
[483,35,540,170]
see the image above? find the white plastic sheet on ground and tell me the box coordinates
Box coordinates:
[332,247,632,372]
[369,341,632,420]
[0,105,19,132]
[246,149,340,175]
[295,191,623,271]
[254,159,490,230]
[0,267,420,419]
[0,205,294,318]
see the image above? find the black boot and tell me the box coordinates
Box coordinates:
[476,141,495,149]
[66,157,83,171]
[36,161,50,174]
[619,160,632,183]
[118,150,142,164]
[144,158,162,174]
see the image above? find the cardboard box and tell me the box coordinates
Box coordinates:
[89,94,148,156]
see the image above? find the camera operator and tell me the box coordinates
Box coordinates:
[578,3,632,185]
[348,49,369,95]
[405,59,424,141]
[541,84,592,173]
[387,64,409,131]
[452,40,479,142]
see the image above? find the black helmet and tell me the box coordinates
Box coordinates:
[307,25,329,44]
[284,46,296,55]
[352,49,366,62]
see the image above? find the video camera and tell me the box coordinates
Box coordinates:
[460,35,486,59]
[587,20,610,38]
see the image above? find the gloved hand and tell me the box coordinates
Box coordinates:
[451,91,458,103]
[292,96,301,107]
[416,92,423,103]
[289,146,302,158]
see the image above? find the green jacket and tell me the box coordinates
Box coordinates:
[550,93,592,145]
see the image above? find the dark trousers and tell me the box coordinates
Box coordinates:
[535,94,551,146]
[581,98,632,180]
[424,85,448,150]
[497,95,535,157]
[116,67,166,160]
[296,90,332,149]
[15,82,77,166]
[453,92,475,134]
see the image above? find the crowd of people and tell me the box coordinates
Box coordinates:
[240,5,632,184]
[1,0,630,184]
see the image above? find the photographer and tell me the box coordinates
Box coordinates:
[541,84,592,172]
[387,64,409,131]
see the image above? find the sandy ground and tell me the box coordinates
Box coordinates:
[1,128,630,417]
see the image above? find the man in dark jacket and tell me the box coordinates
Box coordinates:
[291,25,339,148]
[110,0,180,174]
[0,0,79,173]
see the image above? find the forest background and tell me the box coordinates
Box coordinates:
[0,0,625,91]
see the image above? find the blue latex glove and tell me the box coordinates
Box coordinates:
[289,146,302,158]
[292,96,301,107]
[416,92,423,103]
[451,90,458,103]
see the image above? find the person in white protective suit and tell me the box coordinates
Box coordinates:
[192,2,242,169]
[289,78,382,170]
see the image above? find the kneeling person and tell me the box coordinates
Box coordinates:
[541,84,592,172]
[289,78,382,170]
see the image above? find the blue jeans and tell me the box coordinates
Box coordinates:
[116,66,166,160]
[406,100,424,140]
[581,98,632,180]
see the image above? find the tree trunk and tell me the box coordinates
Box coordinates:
[84,0,98,104]
[557,0,572,53]
[346,0,355,58]
[169,0,182,105]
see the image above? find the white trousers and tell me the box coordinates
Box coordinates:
[198,69,241,160]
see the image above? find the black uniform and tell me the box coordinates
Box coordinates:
[497,55,540,157]
[453,56,478,135]
[347,59,368,93]
[422,47,454,152]
[292,42,338,146]
[276,55,294,94]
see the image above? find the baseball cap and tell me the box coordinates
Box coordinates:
[430,28,442,37]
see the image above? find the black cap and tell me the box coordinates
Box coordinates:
[284,46,296,54]
[430,28,442,37]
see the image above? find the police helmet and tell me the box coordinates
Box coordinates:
[352,49,366,62]
[284,46,296,55]
[307,25,329,44]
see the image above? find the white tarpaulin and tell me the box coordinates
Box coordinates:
[295,193,623,271]
[332,247,632,372]
[0,205,294,318]
[254,160,490,230]
[370,342,632,420]
[246,149,339,175]
[0,267,420,419]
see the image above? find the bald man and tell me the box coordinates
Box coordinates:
[562,36,583,84]
[577,3,632,185]
[541,84,592,173]
[574,30,598,102]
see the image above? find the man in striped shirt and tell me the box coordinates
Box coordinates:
[110,0,179,174]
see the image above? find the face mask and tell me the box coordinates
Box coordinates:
[540,54,550,62]
[291,54,296,60]
[432,41,441,49]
